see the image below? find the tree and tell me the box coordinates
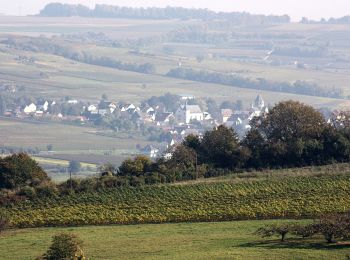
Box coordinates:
[242,129,266,168]
[47,144,53,151]
[206,98,220,120]
[0,153,49,189]
[200,125,243,169]
[255,224,293,242]
[182,134,201,152]
[118,156,152,177]
[166,144,198,180]
[41,233,86,260]
[252,101,325,143]
[68,161,81,174]
[313,213,350,243]
[251,101,327,167]
[101,93,108,101]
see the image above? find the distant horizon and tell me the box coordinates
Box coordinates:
[0,1,349,22]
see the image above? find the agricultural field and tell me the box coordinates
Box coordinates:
[1,220,349,260]
[0,43,343,108]
[0,117,155,179]
[4,173,350,228]
[0,17,350,108]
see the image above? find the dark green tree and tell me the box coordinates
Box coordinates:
[0,153,49,189]
[201,125,243,169]
[41,233,86,260]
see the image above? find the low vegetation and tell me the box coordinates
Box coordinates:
[2,174,350,228]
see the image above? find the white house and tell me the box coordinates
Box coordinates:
[221,109,233,123]
[87,104,98,113]
[155,112,174,126]
[67,99,78,104]
[140,145,160,159]
[175,104,204,124]
[37,101,49,112]
[179,94,195,101]
[24,103,37,114]
[120,104,136,112]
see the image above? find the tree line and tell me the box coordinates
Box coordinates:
[39,3,290,24]
[256,212,350,244]
[3,37,155,75]
[167,67,344,99]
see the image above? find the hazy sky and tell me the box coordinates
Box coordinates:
[0,0,349,21]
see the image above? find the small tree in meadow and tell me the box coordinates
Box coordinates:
[68,161,81,174]
[255,224,293,242]
[40,233,86,260]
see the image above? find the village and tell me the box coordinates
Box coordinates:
[0,86,271,158]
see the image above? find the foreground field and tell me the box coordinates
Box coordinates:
[1,220,349,260]
[5,174,350,228]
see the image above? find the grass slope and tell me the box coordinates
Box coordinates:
[1,220,349,260]
[5,174,350,228]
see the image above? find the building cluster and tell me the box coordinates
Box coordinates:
[2,93,269,159]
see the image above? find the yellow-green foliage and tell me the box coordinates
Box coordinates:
[4,175,350,228]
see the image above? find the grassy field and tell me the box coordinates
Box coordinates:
[0,117,154,177]
[0,118,149,152]
[1,220,349,260]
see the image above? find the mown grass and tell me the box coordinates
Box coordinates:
[0,220,349,260]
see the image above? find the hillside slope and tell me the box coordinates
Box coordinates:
[5,174,350,228]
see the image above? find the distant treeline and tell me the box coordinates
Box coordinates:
[273,46,329,58]
[2,37,155,74]
[166,67,344,99]
[39,3,290,24]
[301,16,350,24]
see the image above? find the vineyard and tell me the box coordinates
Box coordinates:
[3,175,350,228]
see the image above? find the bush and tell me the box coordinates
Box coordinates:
[0,153,49,189]
[35,183,58,198]
[40,233,86,260]
[18,186,37,199]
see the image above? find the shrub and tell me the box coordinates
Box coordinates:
[0,153,49,189]
[35,183,58,198]
[18,186,37,199]
[40,233,86,260]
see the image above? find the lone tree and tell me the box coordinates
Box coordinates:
[0,153,49,189]
[40,233,86,260]
[68,161,81,174]
[313,213,350,243]
[255,224,293,242]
